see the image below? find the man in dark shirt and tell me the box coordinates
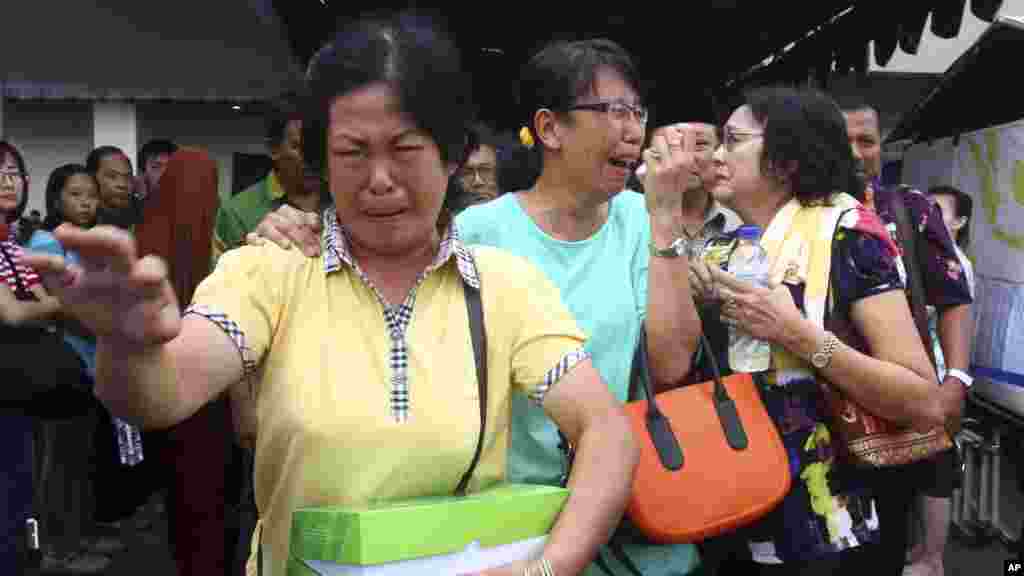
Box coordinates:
[87,146,141,230]
[841,99,973,576]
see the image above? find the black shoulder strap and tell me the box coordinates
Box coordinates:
[891,189,937,368]
[455,277,488,496]
[260,275,490,574]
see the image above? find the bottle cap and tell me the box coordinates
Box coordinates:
[736,224,762,240]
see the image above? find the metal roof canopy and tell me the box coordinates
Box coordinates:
[887,14,1024,144]
[0,0,303,103]
[272,1,1002,131]
[268,2,918,130]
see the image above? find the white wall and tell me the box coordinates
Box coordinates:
[137,102,268,203]
[2,100,269,216]
[871,0,1024,73]
[2,101,93,216]
[93,102,138,170]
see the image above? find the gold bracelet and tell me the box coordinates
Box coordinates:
[524,557,555,576]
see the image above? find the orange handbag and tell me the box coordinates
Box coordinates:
[621,327,791,544]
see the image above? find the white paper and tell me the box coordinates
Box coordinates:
[301,536,547,575]
[900,120,1024,417]
[972,276,1024,417]
[950,124,1024,283]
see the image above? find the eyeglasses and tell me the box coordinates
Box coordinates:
[0,170,24,182]
[568,101,648,127]
[722,127,763,152]
[458,165,496,184]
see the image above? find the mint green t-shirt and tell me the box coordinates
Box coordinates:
[456,190,700,576]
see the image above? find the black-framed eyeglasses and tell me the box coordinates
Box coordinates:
[722,127,763,151]
[568,101,648,127]
[458,165,496,184]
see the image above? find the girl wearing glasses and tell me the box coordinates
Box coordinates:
[0,141,67,573]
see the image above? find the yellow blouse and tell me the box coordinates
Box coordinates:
[186,211,588,575]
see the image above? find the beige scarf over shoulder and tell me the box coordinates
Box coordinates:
[758,192,863,387]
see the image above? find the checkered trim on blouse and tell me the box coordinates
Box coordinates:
[533,348,590,405]
[183,303,259,379]
[322,208,481,422]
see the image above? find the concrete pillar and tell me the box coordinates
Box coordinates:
[92,101,138,171]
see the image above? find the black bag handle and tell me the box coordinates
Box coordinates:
[455,278,488,496]
[628,319,749,474]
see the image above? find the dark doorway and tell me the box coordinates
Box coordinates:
[232,153,273,196]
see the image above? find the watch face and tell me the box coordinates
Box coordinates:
[685,240,702,260]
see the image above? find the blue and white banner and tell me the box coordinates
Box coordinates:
[902,120,1024,412]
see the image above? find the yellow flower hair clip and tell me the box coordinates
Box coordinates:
[519,126,535,149]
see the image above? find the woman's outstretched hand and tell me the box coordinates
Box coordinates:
[19,224,181,347]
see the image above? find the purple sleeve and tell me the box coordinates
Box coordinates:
[835,228,904,314]
[904,189,973,311]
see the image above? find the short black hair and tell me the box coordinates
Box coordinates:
[519,38,642,132]
[467,123,498,157]
[303,11,475,218]
[928,185,973,248]
[86,146,131,175]
[265,92,303,149]
[304,12,474,169]
[508,38,642,189]
[743,86,863,204]
[138,139,178,172]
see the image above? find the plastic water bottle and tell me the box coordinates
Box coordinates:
[728,225,771,372]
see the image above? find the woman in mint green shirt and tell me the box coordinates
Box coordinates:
[457,39,703,576]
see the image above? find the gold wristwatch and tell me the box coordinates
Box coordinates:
[811,331,839,370]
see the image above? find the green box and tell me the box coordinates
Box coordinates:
[289,483,568,567]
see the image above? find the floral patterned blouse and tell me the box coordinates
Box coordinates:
[691,210,903,563]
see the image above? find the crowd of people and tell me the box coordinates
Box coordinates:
[1,9,981,576]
